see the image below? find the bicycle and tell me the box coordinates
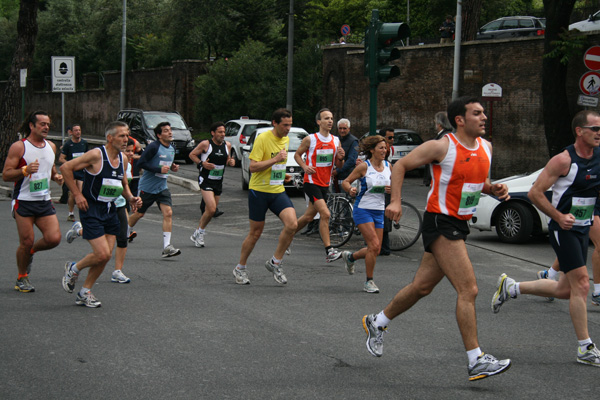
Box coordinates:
[327,193,422,251]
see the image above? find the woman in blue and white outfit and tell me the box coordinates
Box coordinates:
[341,135,391,293]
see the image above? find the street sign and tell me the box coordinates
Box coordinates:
[584,45,600,71]
[51,56,75,92]
[577,94,599,107]
[341,24,351,36]
[579,71,600,95]
[481,83,502,101]
[20,69,27,88]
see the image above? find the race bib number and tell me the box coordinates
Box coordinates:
[457,182,483,215]
[72,152,84,159]
[368,177,389,194]
[316,149,334,167]
[98,178,123,202]
[570,197,595,226]
[270,163,286,186]
[208,165,225,180]
[156,160,172,179]
[29,176,49,197]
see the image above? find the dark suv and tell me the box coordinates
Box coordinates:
[117,109,195,162]
[476,16,546,40]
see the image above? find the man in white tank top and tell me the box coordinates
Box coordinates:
[2,111,64,293]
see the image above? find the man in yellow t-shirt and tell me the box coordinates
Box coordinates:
[234,108,297,285]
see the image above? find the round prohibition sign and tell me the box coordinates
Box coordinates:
[341,24,351,36]
[580,71,600,96]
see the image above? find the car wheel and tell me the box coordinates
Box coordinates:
[494,202,533,244]
[242,171,249,190]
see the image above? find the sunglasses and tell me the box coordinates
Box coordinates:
[386,136,394,139]
[583,126,600,132]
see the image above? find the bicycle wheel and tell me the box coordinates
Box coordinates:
[327,195,354,248]
[388,201,423,251]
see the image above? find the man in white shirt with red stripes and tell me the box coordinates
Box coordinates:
[294,108,345,263]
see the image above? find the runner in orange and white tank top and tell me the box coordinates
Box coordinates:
[303,132,341,187]
[426,132,491,220]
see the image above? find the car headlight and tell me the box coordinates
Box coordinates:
[187,139,195,148]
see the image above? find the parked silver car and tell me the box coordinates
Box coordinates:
[476,16,546,40]
[224,118,271,167]
[241,127,309,190]
[570,10,600,32]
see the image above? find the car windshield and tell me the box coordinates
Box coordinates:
[394,133,423,146]
[288,131,308,151]
[242,123,271,136]
[144,113,187,130]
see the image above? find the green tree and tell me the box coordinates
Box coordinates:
[0,0,40,163]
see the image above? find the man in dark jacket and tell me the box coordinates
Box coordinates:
[333,118,358,192]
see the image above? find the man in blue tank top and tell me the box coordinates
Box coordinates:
[60,121,141,308]
[127,121,181,258]
[492,110,600,367]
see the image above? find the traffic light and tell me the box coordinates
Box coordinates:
[364,11,410,85]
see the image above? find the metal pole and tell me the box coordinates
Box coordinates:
[286,0,294,111]
[369,10,379,135]
[61,93,65,144]
[451,0,462,100]
[120,0,127,110]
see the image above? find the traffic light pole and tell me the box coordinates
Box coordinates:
[368,10,379,136]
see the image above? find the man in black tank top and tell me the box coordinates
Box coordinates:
[188,122,235,247]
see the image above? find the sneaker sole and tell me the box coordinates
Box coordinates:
[577,358,600,367]
[62,262,76,293]
[491,273,508,314]
[364,288,379,293]
[326,254,342,263]
[128,232,137,243]
[362,315,381,357]
[111,278,131,284]
[190,235,204,248]
[468,361,511,381]
[76,301,102,308]
[14,285,35,293]
[162,250,181,258]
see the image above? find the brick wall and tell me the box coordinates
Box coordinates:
[323,35,599,178]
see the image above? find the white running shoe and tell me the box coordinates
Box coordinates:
[111,269,131,284]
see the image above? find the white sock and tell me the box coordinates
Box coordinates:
[163,232,171,248]
[467,347,483,367]
[236,264,246,270]
[547,268,559,280]
[198,228,205,234]
[127,225,132,236]
[594,283,600,296]
[271,256,281,265]
[374,311,390,328]
[509,282,520,297]
[579,338,593,352]
[79,287,90,296]
[71,263,80,274]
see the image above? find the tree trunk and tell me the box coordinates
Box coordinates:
[0,0,39,164]
[543,0,577,157]
[461,0,483,42]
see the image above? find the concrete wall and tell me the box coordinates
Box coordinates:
[323,35,598,178]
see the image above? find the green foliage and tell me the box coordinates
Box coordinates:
[544,29,587,65]
[194,40,286,125]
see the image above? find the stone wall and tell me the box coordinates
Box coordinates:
[323,35,598,178]
[1,60,208,137]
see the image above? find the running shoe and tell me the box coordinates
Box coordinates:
[62,262,79,293]
[364,280,380,293]
[111,270,131,284]
[342,251,355,275]
[285,241,293,256]
[161,244,181,258]
[14,276,35,292]
[75,291,102,308]
[265,259,287,284]
[190,230,204,248]
[577,343,600,367]
[127,231,137,243]
[67,214,75,222]
[491,273,516,313]
[326,247,342,263]
[362,314,387,357]
[233,267,250,285]
[536,269,555,302]
[468,353,512,381]
[592,293,600,306]
[66,221,82,244]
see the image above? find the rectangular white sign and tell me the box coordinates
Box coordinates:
[577,94,599,107]
[51,56,75,92]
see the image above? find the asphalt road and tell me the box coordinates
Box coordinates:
[1,166,599,399]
